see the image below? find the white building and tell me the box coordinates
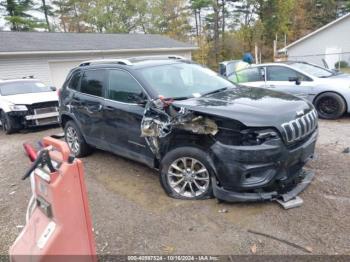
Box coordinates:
[0,32,196,88]
[280,13,350,69]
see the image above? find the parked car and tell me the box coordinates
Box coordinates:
[219,60,249,77]
[227,61,350,119]
[59,56,318,202]
[0,79,59,134]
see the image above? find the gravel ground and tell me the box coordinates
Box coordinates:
[0,118,350,255]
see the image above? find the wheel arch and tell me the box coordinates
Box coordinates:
[313,91,348,112]
[61,113,87,139]
[159,132,219,179]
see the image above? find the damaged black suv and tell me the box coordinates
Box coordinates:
[59,56,318,202]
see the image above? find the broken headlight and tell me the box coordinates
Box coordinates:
[214,128,279,146]
[240,129,278,146]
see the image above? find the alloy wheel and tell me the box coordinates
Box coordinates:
[318,97,339,116]
[66,126,80,154]
[167,157,210,198]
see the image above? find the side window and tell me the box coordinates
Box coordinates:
[80,70,106,97]
[236,67,264,83]
[297,72,312,81]
[67,71,81,90]
[267,66,299,81]
[107,70,144,103]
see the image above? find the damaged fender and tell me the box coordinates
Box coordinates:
[140,98,218,158]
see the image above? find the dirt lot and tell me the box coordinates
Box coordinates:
[1,118,350,255]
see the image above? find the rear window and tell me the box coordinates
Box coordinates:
[0,81,51,96]
[68,71,81,90]
[80,70,106,97]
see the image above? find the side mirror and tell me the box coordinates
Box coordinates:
[289,77,301,85]
[50,86,57,91]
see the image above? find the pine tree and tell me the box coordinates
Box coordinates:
[1,0,45,31]
[38,0,54,31]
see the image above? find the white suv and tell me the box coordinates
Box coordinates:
[0,79,59,134]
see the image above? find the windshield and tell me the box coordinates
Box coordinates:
[0,81,51,96]
[138,63,235,99]
[289,62,334,78]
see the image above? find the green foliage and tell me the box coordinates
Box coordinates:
[146,0,192,41]
[335,60,349,68]
[1,0,46,31]
[37,0,54,31]
[3,0,349,68]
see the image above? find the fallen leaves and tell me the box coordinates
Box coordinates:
[250,243,257,254]
[161,244,176,254]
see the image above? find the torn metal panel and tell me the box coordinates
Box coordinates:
[140,99,218,157]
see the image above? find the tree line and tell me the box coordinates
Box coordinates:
[1,0,350,68]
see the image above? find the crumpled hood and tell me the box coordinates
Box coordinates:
[173,86,314,129]
[2,92,58,105]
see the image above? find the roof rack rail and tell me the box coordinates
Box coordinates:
[79,59,133,67]
[79,55,187,67]
[127,55,186,62]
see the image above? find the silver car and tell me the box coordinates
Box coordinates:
[227,61,350,119]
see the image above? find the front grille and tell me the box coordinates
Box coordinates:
[34,107,58,115]
[28,102,59,114]
[36,117,59,125]
[281,109,318,143]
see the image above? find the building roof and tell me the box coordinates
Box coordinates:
[280,13,350,52]
[0,31,196,55]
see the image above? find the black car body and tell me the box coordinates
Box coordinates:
[59,56,318,202]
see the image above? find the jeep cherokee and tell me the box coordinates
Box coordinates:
[59,56,318,202]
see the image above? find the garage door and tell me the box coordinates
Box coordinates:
[49,60,82,89]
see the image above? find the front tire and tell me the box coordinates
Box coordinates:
[314,92,346,119]
[160,147,213,200]
[64,120,92,157]
[1,111,18,134]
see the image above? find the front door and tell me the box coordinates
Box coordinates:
[103,69,153,165]
[265,65,315,101]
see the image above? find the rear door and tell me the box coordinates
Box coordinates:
[103,69,153,165]
[74,69,106,145]
[265,65,315,100]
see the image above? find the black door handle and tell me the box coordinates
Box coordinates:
[104,105,115,111]
[85,104,103,113]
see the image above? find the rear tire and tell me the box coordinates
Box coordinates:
[160,147,214,200]
[64,120,92,157]
[314,92,346,119]
[1,111,18,134]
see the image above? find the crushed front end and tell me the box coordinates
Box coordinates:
[211,130,317,202]
[141,97,318,203]
[210,109,318,202]
[7,101,59,128]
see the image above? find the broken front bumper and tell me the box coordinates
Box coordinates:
[8,109,59,127]
[210,129,318,202]
[212,170,315,202]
